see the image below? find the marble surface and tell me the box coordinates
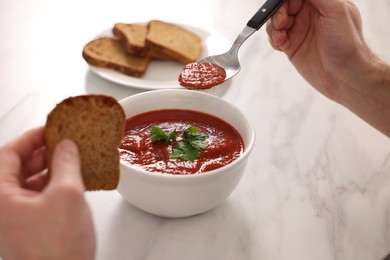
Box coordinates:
[1,0,390,259]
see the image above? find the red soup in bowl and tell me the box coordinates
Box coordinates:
[119,109,244,175]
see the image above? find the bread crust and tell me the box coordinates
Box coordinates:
[82,37,150,77]
[45,95,126,191]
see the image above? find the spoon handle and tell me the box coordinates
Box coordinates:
[247,0,286,30]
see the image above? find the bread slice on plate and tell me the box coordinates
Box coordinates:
[45,95,126,191]
[113,22,172,60]
[145,20,202,64]
[113,23,149,57]
[82,37,150,77]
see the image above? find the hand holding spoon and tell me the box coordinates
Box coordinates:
[179,0,286,89]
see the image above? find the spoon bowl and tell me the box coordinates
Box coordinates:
[196,26,256,81]
[180,0,286,89]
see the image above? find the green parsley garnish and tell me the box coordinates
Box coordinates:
[150,125,208,161]
[150,125,176,142]
[170,141,200,161]
[182,126,208,150]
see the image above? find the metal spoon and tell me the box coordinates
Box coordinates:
[197,0,286,81]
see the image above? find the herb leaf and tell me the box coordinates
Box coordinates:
[151,125,176,142]
[170,141,200,161]
[170,126,208,161]
[183,126,208,150]
[151,125,208,161]
[167,129,177,141]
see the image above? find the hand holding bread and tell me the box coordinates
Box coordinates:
[45,95,126,191]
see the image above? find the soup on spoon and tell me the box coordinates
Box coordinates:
[178,62,226,90]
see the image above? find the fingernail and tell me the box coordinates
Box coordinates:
[279,41,289,52]
[57,139,78,157]
[273,12,283,27]
[271,30,280,43]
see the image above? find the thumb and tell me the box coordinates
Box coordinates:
[47,139,85,192]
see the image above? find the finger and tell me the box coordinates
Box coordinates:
[268,36,282,52]
[25,170,49,191]
[287,0,304,15]
[284,15,296,30]
[266,21,289,50]
[23,146,47,179]
[0,149,40,198]
[266,23,280,51]
[2,126,45,164]
[268,32,291,54]
[46,139,84,192]
[271,0,300,29]
[266,19,276,41]
[272,0,303,26]
[271,2,289,30]
[274,30,289,49]
[0,149,23,187]
[0,144,46,192]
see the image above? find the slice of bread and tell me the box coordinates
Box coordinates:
[113,22,172,60]
[82,37,150,77]
[145,20,202,64]
[113,23,149,57]
[45,95,126,191]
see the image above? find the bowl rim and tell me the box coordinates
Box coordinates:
[118,89,255,180]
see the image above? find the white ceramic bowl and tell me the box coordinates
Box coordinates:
[117,89,255,218]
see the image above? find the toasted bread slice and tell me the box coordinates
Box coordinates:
[113,23,149,57]
[113,22,172,60]
[145,20,202,64]
[45,95,126,191]
[82,37,150,77]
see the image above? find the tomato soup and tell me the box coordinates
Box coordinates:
[119,109,244,174]
[179,62,226,89]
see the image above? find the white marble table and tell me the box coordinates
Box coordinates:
[1,0,390,259]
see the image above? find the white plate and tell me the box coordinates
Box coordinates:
[87,23,231,90]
